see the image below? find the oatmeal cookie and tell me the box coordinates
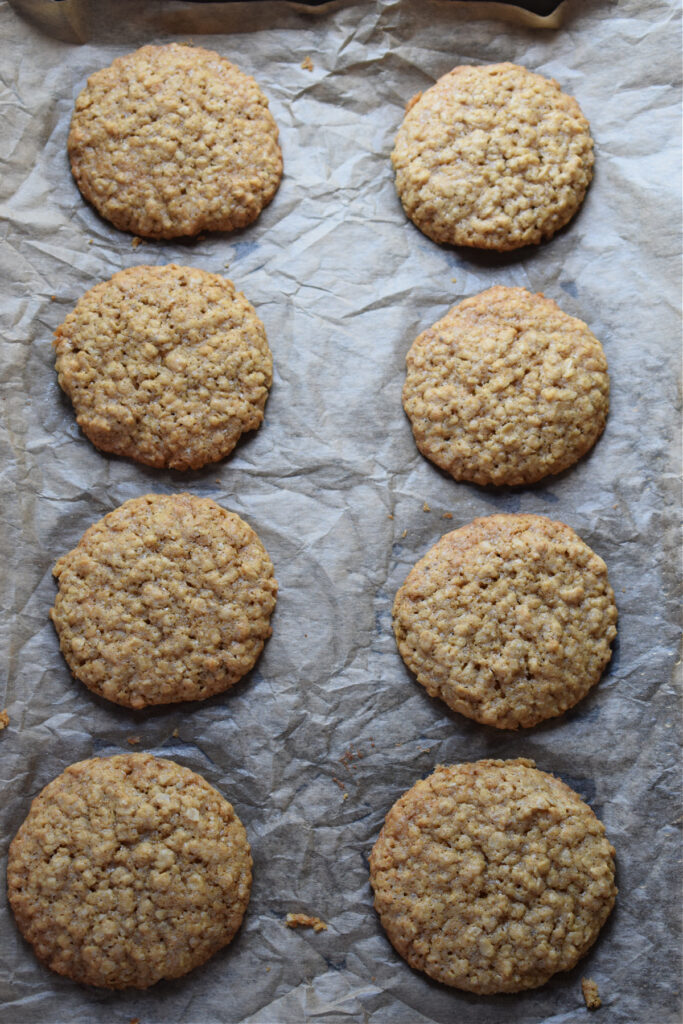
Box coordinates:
[403,286,609,486]
[7,753,252,989]
[392,63,594,250]
[68,43,282,238]
[54,265,272,471]
[370,758,617,993]
[393,514,617,729]
[50,493,277,709]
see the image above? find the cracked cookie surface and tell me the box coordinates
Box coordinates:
[7,753,252,989]
[54,265,272,470]
[393,514,617,729]
[51,493,277,709]
[68,43,282,238]
[403,286,609,486]
[392,63,593,250]
[370,758,616,993]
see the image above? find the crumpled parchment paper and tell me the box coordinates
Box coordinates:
[0,1,680,1022]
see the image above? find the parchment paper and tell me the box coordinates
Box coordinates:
[0,1,680,1022]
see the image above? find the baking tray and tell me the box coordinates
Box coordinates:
[0,0,680,1022]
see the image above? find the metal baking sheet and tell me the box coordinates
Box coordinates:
[0,1,680,1022]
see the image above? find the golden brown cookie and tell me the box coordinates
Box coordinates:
[7,754,252,989]
[403,286,609,486]
[393,514,617,729]
[53,265,272,471]
[370,759,617,994]
[50,493,277,709]
[392,63,594,250]
[68,43,283,239]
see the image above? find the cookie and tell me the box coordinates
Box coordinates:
[53,265,272,471]
[7,753,252,989]
[370,758,617,994]
[392,63,594,250]
[50,493,277,709]
[403,286,609,486]
[68,43,282,238]
[393,514,617,729]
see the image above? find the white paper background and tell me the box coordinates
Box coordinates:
[0,1,680,1022]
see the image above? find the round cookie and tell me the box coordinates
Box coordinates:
[53,265,273,471]
[50,493,277,709]
[392,63,594,250]
[68,43,283,239]
[7,753,252,989]
[370,758,617,994]
[392,514,617,729]
[403,286,609,486]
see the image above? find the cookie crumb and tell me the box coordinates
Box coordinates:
[131,236,144,249]
[332,776,346,791]
[582,977,601,1009]
[50,294,57,302]
[423,502,430,512]
[286,913,327,932]
[301,56,314,71]
[340,746,363,770]
[265,966,271,972]
[401,529,407,539]
[126,736,140,746]
[342,792,348,800]
[172,727,179,738]
[442,512,453,519]
[387,514,394,520]
[130,1018,140,1024]
[0,709,9,731]
[451,278,457,283]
